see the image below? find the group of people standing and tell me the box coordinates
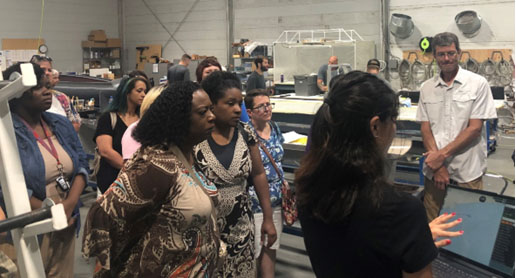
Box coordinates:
[84,57,285,277]
[297,31,497,277]
[0,30,498,278]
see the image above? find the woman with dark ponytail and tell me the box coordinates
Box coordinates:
[296,71,461,277]
[93,76,149,192]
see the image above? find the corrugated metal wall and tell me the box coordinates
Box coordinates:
[388,0,515,90]
[0,0,119,73]
[122,0,382,70]
[123,0,228,71]
[234,0,381,46]
[390,0,514,53]
[0,1,513,76]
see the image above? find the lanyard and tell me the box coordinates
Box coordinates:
[20,117,63,172]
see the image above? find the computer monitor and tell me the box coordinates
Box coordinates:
[439,185,515,277]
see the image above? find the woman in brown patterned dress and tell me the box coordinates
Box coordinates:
[195,71,277,277]
[82,81,223,277]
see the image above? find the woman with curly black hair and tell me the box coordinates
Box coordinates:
[195,71,277,277]
[82,81,223,277]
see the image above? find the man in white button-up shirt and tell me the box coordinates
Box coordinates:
[416,32,497,221]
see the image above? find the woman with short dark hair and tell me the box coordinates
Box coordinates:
[296,71,460,277]
[1,62,89,277]
[195,71,277,277]
[83,81,222,277]
[195,57,222,83]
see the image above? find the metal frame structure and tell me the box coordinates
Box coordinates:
[0,63,68,277]
[274,29,365,44]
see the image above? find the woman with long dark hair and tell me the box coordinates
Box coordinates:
[296,71,461,277]
[93,76,149,193]
[83,82,222,277]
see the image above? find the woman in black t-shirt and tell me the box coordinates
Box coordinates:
[295,71,461,278]
[93,76,149,192]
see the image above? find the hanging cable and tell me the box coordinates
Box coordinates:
[37,0,45,52]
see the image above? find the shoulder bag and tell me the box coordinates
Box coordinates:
[257,125,298,226]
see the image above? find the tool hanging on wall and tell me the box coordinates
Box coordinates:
[388,56,401,80]
[399,58,411,89]
[409,52,427,89]
[480,53,497,85]
[135,46,149,65]
[459,51,480,73]
[493,51,513,87]
[427,59,440,79]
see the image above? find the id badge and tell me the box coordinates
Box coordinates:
[56,175,70,192]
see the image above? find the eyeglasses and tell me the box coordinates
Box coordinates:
[252,102,275,112]
[30,55,52,63]
[435,51,458,58]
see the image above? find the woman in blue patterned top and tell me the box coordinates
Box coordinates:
[245,89,285,278]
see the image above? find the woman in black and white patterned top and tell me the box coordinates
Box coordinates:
[195,71,277,277]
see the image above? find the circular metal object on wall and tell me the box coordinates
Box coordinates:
[465,58,480,73]
[455,10,482,38]
[389,13,414,39]
[480,59,497,76]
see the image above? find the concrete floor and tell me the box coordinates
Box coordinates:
[72,134,515,277]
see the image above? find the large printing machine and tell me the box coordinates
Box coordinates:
[269,87,505,193]
[269,92,422,189]
[54,74,504,192]
[54,75,118,156]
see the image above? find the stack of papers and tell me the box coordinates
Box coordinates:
[283,131,307,145]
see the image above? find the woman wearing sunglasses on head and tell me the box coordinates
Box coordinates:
[1,62,89,277]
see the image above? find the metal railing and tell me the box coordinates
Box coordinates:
[274,29,365,44]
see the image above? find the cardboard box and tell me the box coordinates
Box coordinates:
[88,30,107,42]
[93,41,107,48]
[111,48,120,58]
[107,38,121,48]
[82,40,95,48]
[102,72,115,80]
[2,38,46,50]
[136,44,162,70]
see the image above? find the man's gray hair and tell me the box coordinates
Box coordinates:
[51,69,59,78]
[432,32,461,54]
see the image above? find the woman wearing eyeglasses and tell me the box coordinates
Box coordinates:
[245,89,284,278]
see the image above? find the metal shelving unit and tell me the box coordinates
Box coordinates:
[82,47,122,78]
